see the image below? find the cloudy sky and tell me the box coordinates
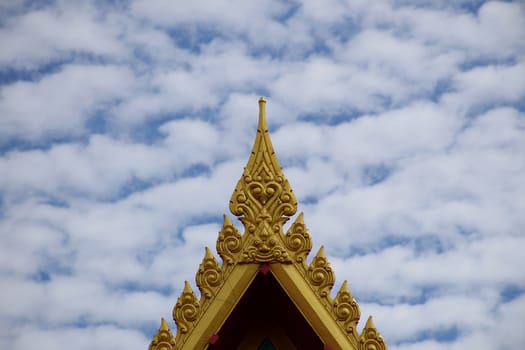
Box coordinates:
[1,0,524,349]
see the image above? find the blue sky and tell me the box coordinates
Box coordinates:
[0,0,524,349]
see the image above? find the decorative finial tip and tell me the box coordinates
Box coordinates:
[365,315,375,329]
[204,246,214,259]
[341,280,349,290]
[160,317,169,331]
[183,280,192,293]
[257,97,267,130]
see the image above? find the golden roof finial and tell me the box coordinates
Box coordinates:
[258,96,267,129]
[229,97,297,263]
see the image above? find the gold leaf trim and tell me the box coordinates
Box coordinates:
[173,281,200,344]
[216,214,242,268]
[307,246,335,305]
[196,247,222,302]
[284,212,312,265]
[333,280,361,334]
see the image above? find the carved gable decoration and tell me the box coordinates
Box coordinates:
[149,98,387,350]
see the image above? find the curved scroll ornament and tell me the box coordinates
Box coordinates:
[359,316,387,350]
[333,281,361,335]
[307,246,335,304]
[216,215,242,267]
[229,98,298,264]
[149,318,177,350]
[196,247,222,302]
[173,281,200,343]
[284,212,312,265]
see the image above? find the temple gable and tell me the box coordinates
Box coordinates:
[149,98,387,350]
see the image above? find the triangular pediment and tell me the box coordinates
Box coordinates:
[149,98,387,350]
[208,270,324,349]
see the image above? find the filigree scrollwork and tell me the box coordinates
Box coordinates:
[359,316,387,350]
[196,247,222,302]
[229,98,297,238]
[284,212,312,265]
[216,215,242,266]
[307,246,335,303]
[173,281,200,341]
[333,280,361,335]
[149,318,177,350]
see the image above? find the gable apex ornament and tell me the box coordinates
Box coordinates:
[149,98,387,350]
[228,97,297,264]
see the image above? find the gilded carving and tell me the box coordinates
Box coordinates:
[173,281,200,341]
[307,246,335,302]
[359,317,387,350]
[240,238,290,263]
[284,212,312,265]
[216,214,242,266]
[239,208,291,263]
[195,247,222,301]
[149,318,177,350]
[150,98,387,350]
[333,280,361,334]
[229,98,297,251]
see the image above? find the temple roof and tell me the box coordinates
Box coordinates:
[149,98,387,350]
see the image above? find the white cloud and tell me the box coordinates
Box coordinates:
[0,3,126,69]
[9,325,149,350]
[0,64,135,140]
[443,63,525,113]
[131,0,291,48]
[397,1,525,60]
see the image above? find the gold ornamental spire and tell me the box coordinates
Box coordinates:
[228,97,297,263]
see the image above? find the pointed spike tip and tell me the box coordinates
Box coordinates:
[317,245,326,257]
[183,280,193,293]
[341,280,349,291]
[160,317,169,331]
[223,214,232,226]
[365,315,375,329]
[204,246,214,259]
